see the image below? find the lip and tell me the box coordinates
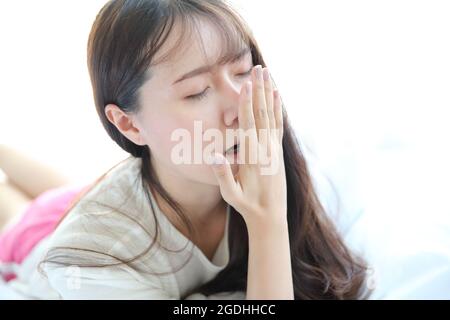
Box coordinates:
[224,143,240,154]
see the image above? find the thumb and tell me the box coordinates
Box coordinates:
[209,153,237,203]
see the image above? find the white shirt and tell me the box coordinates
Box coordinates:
[3,156,245,300]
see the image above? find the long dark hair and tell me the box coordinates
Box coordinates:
[44,0,369,299]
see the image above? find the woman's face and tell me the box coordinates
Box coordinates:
[133,19,253,186]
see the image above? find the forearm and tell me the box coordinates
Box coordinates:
[245,218,294,300]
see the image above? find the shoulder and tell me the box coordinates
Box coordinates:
[40,156,180,298]
[46,156,154,260]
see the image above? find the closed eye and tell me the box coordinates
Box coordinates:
[237,68,252,77]
[185,87,210,101]
[185,67,253,101]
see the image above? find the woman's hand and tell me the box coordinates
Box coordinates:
[209,65,287,229]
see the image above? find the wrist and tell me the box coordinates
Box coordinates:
[245,214,289,238]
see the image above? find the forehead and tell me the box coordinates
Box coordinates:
[148,17,250,83]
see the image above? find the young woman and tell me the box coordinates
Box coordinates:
[0,0,369,299]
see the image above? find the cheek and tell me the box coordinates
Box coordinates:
[142,114,200,155]
[144,117,183,153]
[140,111,229,184]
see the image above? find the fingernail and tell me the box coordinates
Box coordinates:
[212,154,225,165]
[256,65,263,80]
[263,68,269,81]
[274,89,279,98]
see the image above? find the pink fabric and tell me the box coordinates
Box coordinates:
[0,184,89,268]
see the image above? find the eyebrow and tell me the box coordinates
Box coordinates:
[172,47,251,86]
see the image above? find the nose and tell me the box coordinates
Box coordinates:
[218,74,242,127]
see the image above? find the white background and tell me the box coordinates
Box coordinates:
[0,0,449,182]
[1,0,449,298]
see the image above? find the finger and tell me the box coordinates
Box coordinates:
[263,67,275,130]
[238,81,256,131]
[209,153,239,204]
[252,65,269,137]
[273,89,284,142]
[238,81,258,165]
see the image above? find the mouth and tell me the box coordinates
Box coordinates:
[224,143,240,155]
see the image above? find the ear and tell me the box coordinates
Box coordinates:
[104,104,146,146]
